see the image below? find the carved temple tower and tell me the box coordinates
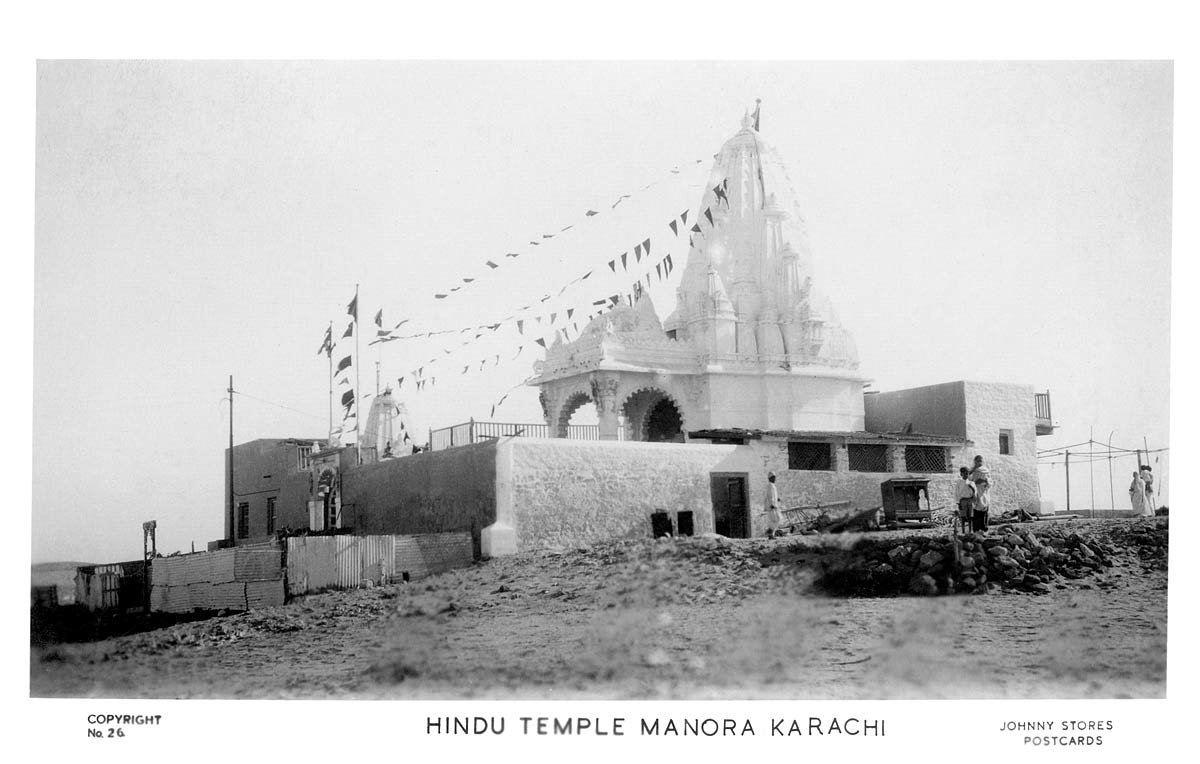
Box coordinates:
[532,109,867,441]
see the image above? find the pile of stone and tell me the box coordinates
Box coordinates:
[816,523,1126,597]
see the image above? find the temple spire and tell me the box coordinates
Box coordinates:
[752,98,761,132]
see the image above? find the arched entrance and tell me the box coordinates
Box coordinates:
[623,388,684,442]
[554,390,594,438]
[645,398,684,442]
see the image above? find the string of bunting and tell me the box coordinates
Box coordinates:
[395,214,690,391]
[429,159,707,302]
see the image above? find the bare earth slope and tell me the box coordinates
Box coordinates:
[30,518,1167,699]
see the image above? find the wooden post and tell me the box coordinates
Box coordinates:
[1064,450,1070,513]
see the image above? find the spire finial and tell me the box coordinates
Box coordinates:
[752,98,762,132]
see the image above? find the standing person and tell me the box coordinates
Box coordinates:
[765,472,785,538]
[1129,471,1150,516]
[969,455,992,531]
[955,466,976,533]
[1139,465,1155,512]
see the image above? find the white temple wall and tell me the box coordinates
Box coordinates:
[495,439,748,553]
[703,372,866,432]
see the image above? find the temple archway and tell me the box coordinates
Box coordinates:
[554,390,594,438]
[623,388,685,442]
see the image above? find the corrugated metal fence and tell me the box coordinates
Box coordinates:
[150,544,284,613]
[145,533,475,612]
[285,532,474,596]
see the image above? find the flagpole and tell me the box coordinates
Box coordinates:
[327,320,333,441]
[355,283,361,465]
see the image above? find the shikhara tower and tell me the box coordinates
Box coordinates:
[533,109,867,441]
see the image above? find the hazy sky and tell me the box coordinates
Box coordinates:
[32,61,1172,563]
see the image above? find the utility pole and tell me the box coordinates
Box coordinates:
[227,374,235,542]
[1088,427,1095,518]
[1064,450,1071,513]
[1107,430,1115,511]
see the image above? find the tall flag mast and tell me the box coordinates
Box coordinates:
[317,322,333,440]
[350,284,361,464]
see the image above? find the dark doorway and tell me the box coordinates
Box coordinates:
[710,473,750,538]
[645,398,684,442]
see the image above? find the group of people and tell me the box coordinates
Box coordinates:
[955,455,993,533]
[1129,464,1155,516]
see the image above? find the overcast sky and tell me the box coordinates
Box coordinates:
[32,61,1172,563]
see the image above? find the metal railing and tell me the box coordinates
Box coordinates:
[428,420,605,451]
[1035,391,1052,421]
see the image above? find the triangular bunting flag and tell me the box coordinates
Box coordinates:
[656,264,663,280]
[643,238,650,256]
[681,210,688,225]
[690,224,702,233]
[567,308,574,319]
[704,208,713,226]
[347,294,358,321]
[669,219,678,235]
[620,253,628,270]
[535,337,546,348]
[608,260,616,273]
[342,323,353,339]
[374,309,382,327]
[505,252,520,258]
[486,260,499,269]
[634,244,642,262]
[341,389,355,407]
[586,209,599,216]
[336,355,352,375]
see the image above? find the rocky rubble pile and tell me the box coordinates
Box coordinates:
[817,518,1167,597]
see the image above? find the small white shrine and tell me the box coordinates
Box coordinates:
[532,109,867,441]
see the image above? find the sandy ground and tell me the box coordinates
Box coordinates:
[30,519,1167,699]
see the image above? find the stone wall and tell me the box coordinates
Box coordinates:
[748,439,959,519]
[961,381,1041,514]
[864,382,968,439]
[497,438,748,553]
[340,440,497,548]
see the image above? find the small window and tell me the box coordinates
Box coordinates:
[237,502,250,539]
[789,441,833,470]
[297,445,313,470]
[999,430,1013,455]
[848,443,889,472]
[905,445,949,473]
[266,496,277,534]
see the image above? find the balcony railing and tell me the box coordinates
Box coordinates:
[428,420,606,451]
[1034,391,1054,435]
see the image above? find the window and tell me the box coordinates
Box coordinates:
[905,445,949,473]
[237,502,250,539]
[297,445,313,470]
[848,443,889,472]
[266,496,277,534]
[999,430,1013,455]
[789,441,833,470]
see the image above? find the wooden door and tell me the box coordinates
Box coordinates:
[710,473,750,538]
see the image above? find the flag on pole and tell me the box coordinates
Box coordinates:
[374,309,383,327]
[347,295,358,321]
[342,322,353,339]
[336,355,352,375]
[317,326,332,356]
[341,389,355,407]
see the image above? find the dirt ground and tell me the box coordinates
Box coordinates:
[30,518,1167,699]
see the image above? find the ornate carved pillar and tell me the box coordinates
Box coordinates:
[590,375,621,441]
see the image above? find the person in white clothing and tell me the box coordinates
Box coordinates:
[1129,471,1150,516]
[765,473,785,538]
[955,466,977,533]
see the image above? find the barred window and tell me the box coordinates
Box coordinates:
[266,496,277,534]
[788,441,833,470]
[297,445,313,470]
[237,502,250,539]
[905,445,949,473]
[848,443,888,472]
